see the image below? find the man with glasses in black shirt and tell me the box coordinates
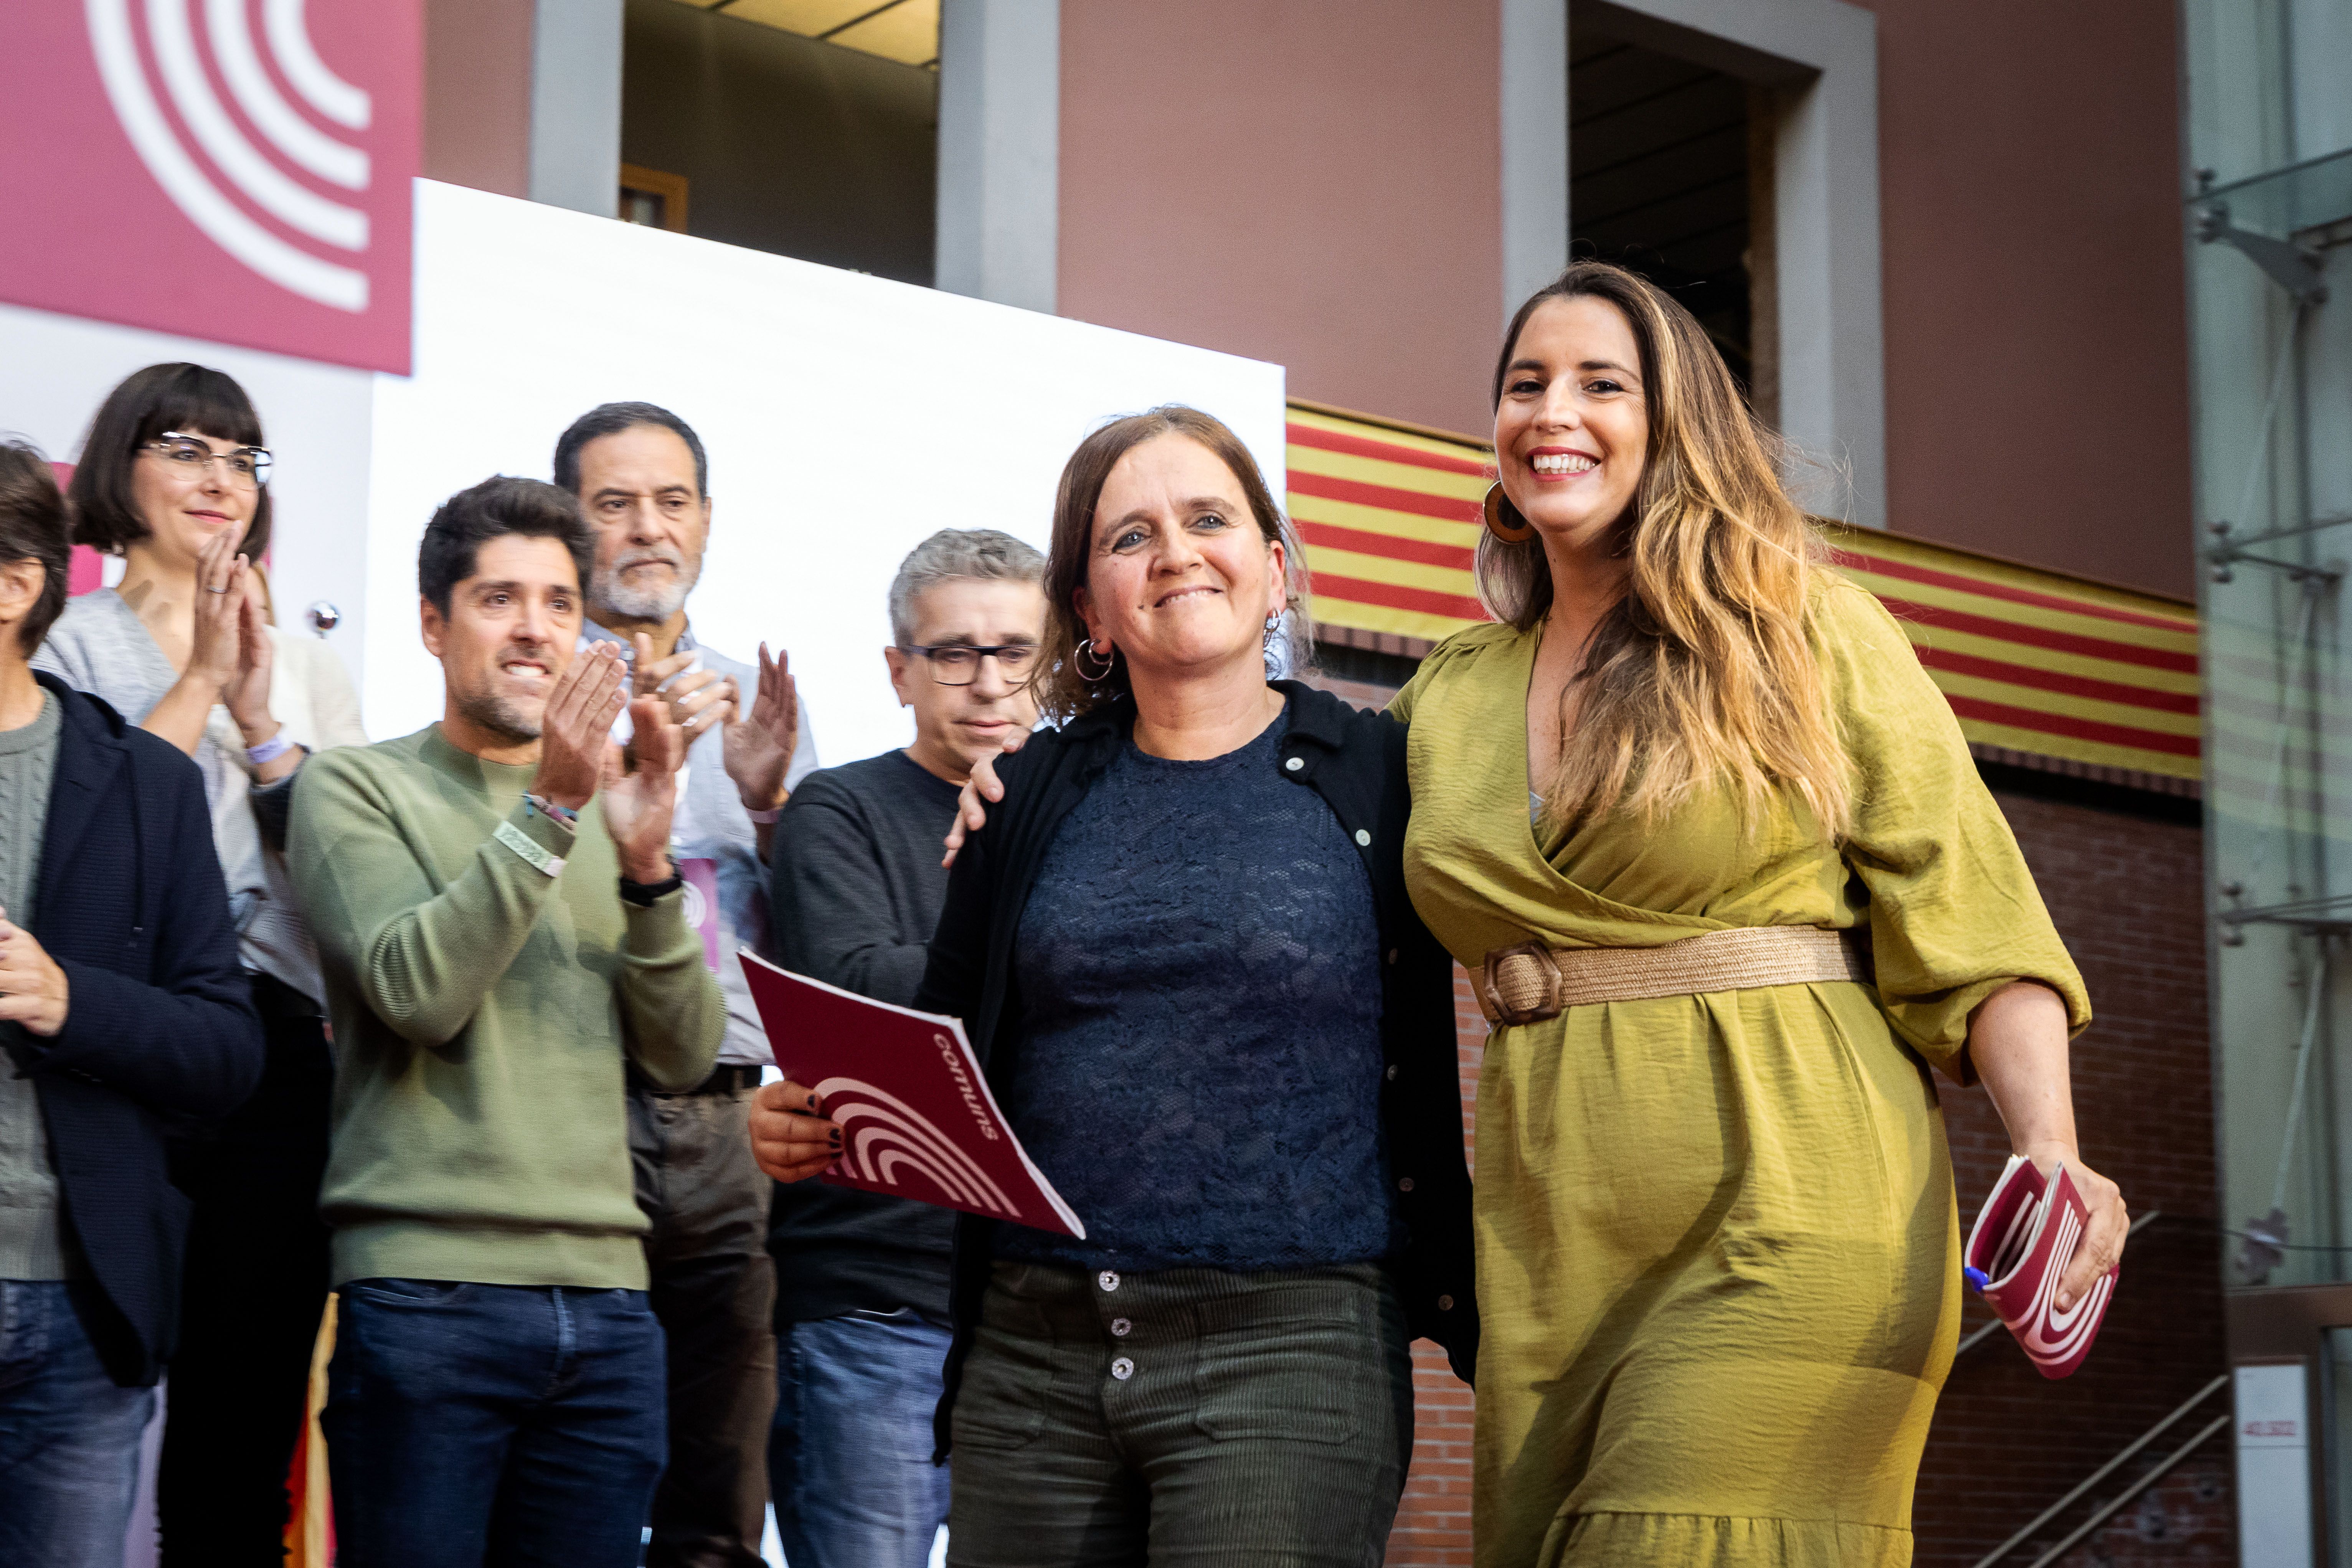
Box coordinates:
[765,528,1044,1568]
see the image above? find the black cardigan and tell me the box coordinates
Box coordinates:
[913,681,1476,1457]
[4,675,264,1385]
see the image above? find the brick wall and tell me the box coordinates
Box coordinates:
[1366,774,2226,1567]
[1913,789,2231,1567]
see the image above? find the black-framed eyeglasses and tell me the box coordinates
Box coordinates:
[143,432,273,488]
[903,642,1038,686]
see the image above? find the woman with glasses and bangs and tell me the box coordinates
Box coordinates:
[33,361,365,1562]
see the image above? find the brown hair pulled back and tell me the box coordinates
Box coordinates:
[1033,406,1307,723]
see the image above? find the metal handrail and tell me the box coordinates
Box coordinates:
[1954,1209,2162,1358]
[2020,1412,2233,1568]
[1968,1371,2229,1568]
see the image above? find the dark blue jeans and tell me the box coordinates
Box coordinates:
[324,1279,667,1568]
[771,1308,954,1568]
[0,1280,156,1568]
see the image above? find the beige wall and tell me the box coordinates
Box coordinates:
[423,0,535,199]
[1057,0,1505,438]
[1849,0,2195,597]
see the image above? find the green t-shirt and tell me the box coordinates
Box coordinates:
[289,724,723,1289]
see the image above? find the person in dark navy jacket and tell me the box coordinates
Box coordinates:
[752,408,1473,1568]
[0,441,262,1567]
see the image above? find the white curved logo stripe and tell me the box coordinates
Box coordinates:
[815,1076,1019,1215]
[266,0,368,130]
[871,1143,993,1213]
[87,0,368,310]
[833,1102,1013,1214]
[147,0,365,249]
[2017,1207,2108,1367]
[818,1079,1007,1198]
[206,0,367,189]
[857,1127,994,1213]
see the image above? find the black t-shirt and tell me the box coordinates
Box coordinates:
[766,748,966,1323]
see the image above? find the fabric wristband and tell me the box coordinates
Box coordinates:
[494,818,566,878]
[246,731,294,767]
[522,791,580,828]
[743,802,783,825]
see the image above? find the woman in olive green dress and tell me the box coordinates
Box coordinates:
[1392,261,2129,1567]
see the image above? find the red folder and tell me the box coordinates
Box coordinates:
[739,952,1084,1238]
[1962,1154,2118,1379]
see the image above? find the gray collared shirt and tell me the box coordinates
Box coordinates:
[584,621,818,1066]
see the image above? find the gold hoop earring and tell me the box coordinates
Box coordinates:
[1075,638,1117,681]
[1483,482,1536,544]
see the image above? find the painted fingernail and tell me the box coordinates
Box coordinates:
[805,1093,819,1110]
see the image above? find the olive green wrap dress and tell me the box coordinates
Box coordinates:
[1388,582,2090,1568]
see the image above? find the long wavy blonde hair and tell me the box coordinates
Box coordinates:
[1480,261,1853,840]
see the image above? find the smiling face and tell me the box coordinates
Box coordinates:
[129,429,257,568]
[421,533,585,745]
[1074,433,1284,685]
[1494,295,1651,552]
[577,424,709,624]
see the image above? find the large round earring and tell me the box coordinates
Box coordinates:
[1483,482,1536,544]
[1075,637,1117,681]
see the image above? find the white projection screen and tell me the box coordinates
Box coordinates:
[369,182,1287,764]
[0,179,1286,769]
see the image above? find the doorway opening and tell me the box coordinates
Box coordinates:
[1569,17,1777,426]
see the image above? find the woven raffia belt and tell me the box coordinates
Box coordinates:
[1475,925,1871,1027]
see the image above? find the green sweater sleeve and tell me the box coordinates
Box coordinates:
[290,747,583,1049]
[616,886,726,1091]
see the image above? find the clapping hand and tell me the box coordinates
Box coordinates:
[533,643,628,813]
[188,527,250,694]
[631,634,736,745]
[601,691,688,884]
[723,642,799,814]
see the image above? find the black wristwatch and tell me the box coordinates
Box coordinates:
[617,864,683,907]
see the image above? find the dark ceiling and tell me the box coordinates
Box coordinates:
[1570,27,1754,386]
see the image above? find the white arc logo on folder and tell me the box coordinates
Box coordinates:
[815,1076,1020,1218]
[86,0,373,310]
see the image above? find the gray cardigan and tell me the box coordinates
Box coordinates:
[33,588,366,1004]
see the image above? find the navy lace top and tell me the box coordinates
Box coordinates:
[996,701,1398,1273]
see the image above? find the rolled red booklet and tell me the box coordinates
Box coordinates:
[1961,1154,2117,1379]
[739,951,1084,1238]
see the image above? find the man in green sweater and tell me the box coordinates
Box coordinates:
[289,476,724,1566]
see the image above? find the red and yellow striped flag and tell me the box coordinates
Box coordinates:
[1285,401,2198,782]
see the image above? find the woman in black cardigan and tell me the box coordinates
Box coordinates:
[753,406,1471,1568]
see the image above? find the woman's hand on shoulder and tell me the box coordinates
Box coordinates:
[749,1077,843,1183]
[941,729,1027,868]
